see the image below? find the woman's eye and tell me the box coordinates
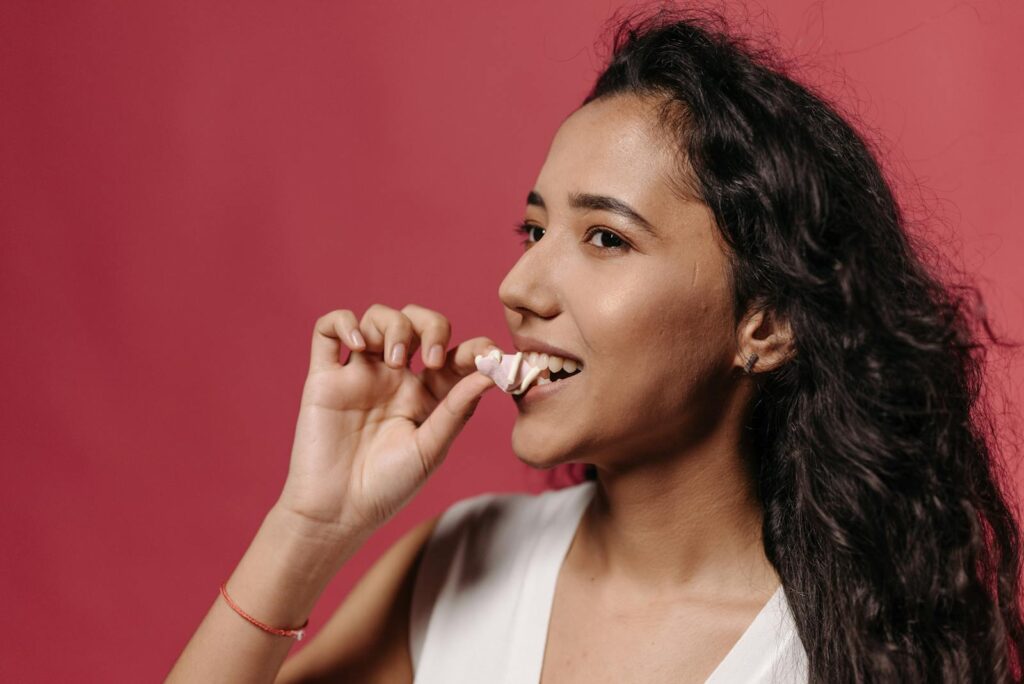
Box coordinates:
[513,222,544,246]
[585,228,629,251]
[513,223,630,252]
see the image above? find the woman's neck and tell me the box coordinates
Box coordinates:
[575,437,779,602]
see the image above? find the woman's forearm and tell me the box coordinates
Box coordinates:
[165,505,371,684]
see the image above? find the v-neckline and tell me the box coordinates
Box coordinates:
[528,481,787,684]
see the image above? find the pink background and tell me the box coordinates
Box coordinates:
[2,1,1022,681]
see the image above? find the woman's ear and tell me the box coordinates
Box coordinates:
[734,307,795,374]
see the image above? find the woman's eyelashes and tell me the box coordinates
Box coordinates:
[513,221,631,253]
[512,221,543,246]
[583,226,629,250]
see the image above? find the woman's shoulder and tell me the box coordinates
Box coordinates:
[411,479,596,600]
[409,480,596,671]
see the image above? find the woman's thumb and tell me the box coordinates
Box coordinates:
[414,371,496,473]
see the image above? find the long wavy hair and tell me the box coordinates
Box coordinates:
[546,6,1024,682]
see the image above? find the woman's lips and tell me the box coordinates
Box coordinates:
[509,334,583,366]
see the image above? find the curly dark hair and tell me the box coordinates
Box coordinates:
[547,5,1024,682]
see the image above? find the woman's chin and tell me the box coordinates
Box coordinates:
[510,424,577,469]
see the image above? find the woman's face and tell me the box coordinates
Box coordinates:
[498,94,743,471]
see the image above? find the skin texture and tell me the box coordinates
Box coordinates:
[499,93,795,681]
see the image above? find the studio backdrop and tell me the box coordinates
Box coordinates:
[1,1,1022,681]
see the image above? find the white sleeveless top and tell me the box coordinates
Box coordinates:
[409,480,808,683]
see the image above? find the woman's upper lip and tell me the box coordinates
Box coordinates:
[509,334,583,365]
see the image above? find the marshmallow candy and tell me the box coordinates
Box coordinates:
[474,349,543,395]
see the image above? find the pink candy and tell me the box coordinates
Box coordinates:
[474,349,543,395]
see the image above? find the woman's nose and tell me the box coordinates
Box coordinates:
[498,239,560,320]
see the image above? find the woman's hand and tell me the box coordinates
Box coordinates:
[274,304,498,541]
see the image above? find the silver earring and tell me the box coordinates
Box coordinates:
[743,353,759,374]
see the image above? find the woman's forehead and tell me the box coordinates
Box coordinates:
[549,97,670,169]
[531,96,711,242]
[535,99,679,211]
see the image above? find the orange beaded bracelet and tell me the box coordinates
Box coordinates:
[219,582,309,641]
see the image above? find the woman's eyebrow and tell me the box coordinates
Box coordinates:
[526,189,660,236]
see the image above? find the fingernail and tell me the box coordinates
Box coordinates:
[428,344,444,367]
[350,330,366,347]
[390,342,406,365]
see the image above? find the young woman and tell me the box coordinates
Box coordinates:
[168,7,1024,683]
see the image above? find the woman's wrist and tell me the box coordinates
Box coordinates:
[266,501,374,558]
[221,505,370,632]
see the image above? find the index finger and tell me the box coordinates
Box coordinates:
[309,309,366,374]
[420,336,500,400]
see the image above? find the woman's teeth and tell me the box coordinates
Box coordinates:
[474,348,584,395]
[524,351,580,374]
[528,352,583,388]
